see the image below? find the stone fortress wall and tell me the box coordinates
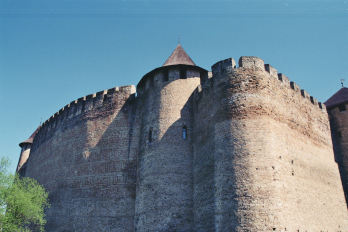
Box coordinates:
[21,51,348,231]
[135,68,201,231]
[192,57,347,231]
[26,85,139,231]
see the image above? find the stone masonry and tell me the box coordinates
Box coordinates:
[17,45,348,231]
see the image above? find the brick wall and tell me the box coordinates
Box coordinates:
[26,85,139,232]
[193,57,348,231]
[22,55,348,232]
[135,68,200,231]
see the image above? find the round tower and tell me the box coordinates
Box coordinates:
[135,44,208,231]
[325,87,348,205]
[17,127,40,177]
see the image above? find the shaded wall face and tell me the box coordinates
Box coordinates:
[25,87,139,232]
[135,69,200,231]
[328,104,348,205]
[193,58,348,231]
[17,144,31,173]
[16,144,31,177]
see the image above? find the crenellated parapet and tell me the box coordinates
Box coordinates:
[136,65,208,96]
[31,85,136,153]
[192,56,346,231]
[19,46,348,231]
[25,84,139,231]
[195,56,326,113]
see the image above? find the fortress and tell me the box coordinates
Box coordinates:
[17,45,348,231]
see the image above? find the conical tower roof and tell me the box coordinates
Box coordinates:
[136,44,207,91]
[324,87,348,108]
[163,44,196,67]
[19,126,40,147]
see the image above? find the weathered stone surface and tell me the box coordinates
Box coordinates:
[26,86,139,231]
[193,59,347,231]
[18,54,348,231]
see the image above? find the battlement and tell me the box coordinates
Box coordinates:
[32,85,136,151]
[136,65,208,96]
[22,51,348,231]
[239,56,265,70]
[196,56,326,113]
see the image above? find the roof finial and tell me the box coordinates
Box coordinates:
[341,79,345,88]
[178,34,180,45]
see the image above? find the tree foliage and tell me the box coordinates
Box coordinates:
[0,157,50,232]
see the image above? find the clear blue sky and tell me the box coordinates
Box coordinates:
[1,0,347,173]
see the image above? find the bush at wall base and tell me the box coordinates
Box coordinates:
[0,157,50,232]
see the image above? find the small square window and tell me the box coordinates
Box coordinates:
[338,104,346,112]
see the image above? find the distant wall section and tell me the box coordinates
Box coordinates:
[26,85,139,232]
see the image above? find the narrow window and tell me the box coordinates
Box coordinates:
[200,71,205,83]
[338,131,342,138]
[183,126,187,140]
[103,94,107,102]
[148,130,153,144]
[163,69,169,82]
[180,68,186,79]
[339,104,346,112]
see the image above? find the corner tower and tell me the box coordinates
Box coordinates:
[325,87,348,205]
[135,44,207,231]
[16,127,40,177]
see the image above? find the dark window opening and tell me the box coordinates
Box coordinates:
[149,130,153,144]
[180,68,186,79]
[103,94,107,102]
[339,104,346,112]
[200,71,206,83]
[183,126,187,140]
[163,69,169,82]
[338,131,342,138]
